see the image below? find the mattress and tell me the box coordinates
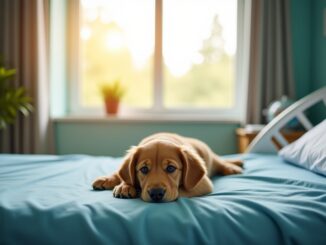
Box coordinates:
[0,153,325,244]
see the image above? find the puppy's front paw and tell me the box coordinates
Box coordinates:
[113,183,138,199]
[229,159,244,167]
[222,163,243,175]
[92,175,119,190]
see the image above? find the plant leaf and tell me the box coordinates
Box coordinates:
[0,65,34,129]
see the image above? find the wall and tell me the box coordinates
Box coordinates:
[312,0,326,91]
[55,120,239,157]
[291,0,312,98]
[291,0,326,97]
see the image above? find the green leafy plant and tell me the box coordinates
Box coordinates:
[100,79,126,101]
[0,66,33,129]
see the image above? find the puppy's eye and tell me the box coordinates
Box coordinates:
[140,166,149,174]
[166,165,176,173]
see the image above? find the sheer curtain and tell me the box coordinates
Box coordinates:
[0,0,52,153]
[246,0,295,124]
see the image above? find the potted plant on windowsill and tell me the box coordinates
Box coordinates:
[0,65,33,130]
[100,80,126,115]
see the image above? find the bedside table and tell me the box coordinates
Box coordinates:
[236,127,305,153]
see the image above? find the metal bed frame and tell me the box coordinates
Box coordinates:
[247,87,326,154]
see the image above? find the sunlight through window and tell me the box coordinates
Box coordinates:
[163,0,237,108]
[80,0,238,110]
[80,0,154,108]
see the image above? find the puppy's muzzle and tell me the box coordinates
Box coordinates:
[148,188,166,202]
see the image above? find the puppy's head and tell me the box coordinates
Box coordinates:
[118,140,206,202]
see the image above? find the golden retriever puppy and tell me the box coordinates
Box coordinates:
[92,133,243,202]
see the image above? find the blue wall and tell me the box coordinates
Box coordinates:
[55,120,239,157]
[291,0,312,98]
[291,0,326,96]
[312,0,326,91]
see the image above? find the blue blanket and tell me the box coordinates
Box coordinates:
[0,154,325,245]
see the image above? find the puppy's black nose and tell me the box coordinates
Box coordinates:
[148,188,166,202]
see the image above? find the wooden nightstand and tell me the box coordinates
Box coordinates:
[236,127,305,153]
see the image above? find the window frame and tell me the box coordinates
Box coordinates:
[66,0,251,121]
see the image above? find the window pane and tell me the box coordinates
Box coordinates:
[163,0,237,108]
[80,0,154,108]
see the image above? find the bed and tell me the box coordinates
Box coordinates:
[1,88,326,245]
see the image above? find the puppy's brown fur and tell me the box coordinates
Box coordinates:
[92,133,243,202]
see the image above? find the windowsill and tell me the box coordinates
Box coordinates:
[52,114,241,124]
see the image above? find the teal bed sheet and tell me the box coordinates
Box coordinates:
[0,153,325,245]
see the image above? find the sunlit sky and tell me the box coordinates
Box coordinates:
[81,0,237,77]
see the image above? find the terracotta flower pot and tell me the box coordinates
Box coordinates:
[104,98,120,115]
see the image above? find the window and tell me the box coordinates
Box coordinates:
[69,0,251,120]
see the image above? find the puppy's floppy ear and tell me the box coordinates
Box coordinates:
[179,145,206,190]
[118,146,140,186]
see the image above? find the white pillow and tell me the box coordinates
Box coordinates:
[279,119,326,176]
